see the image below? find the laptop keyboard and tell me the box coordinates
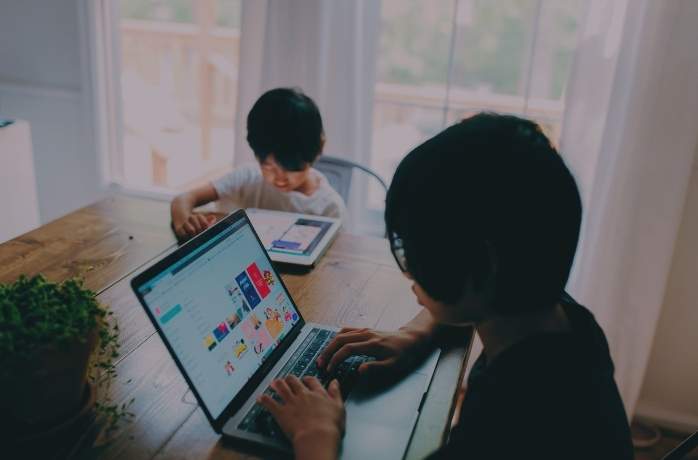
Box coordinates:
[238,327,372,440]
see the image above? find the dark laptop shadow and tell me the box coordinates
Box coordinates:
[220,435,293,459]
[271,261,313,275]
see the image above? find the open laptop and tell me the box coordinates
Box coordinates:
[131,209,440,459]
[246,208,341,267]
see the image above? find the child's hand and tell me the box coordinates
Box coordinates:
[259,376,344,458]
[174,213,216,240]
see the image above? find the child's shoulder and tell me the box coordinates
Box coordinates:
[308,169,346,219]
[224,162,262,180]
[212,163,263,194]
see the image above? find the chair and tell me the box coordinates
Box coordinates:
[662,431,698,460]
[315,155,389,237]
[314,155,388,204]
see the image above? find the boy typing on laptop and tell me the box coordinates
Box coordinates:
[171,88,346,241]
[258,114,634,459]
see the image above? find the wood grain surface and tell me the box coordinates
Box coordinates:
[0,195,471,459]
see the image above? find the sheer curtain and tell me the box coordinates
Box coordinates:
[561,0,698,417]
[233,0,380,229]
[231,0,698,419]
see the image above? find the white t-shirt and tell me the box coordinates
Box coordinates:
[211,163,346,220]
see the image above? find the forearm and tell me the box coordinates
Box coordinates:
[171,193,197,227]
[400,309,438,342]
[402,309,471,348]
[171,184,218,226]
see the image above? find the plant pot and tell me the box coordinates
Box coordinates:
[0,327,98,426]
[4,381,97,459]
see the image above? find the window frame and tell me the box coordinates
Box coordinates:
[88,0,243,199]
[86,0,127,192]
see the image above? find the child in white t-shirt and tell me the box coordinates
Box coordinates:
[171,88,346,241]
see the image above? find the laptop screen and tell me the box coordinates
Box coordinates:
[135,216,302,419]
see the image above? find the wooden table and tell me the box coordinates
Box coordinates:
[0,195,472,460]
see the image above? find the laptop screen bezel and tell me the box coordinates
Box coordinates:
[131,209,307,432]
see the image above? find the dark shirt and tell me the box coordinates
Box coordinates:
[428,295,634,459]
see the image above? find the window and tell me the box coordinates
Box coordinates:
[369,0,583,207]
[103,0,583,211]
[116,0,242,191]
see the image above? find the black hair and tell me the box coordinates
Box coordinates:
[385,113,582,315]
[246,87,324,171]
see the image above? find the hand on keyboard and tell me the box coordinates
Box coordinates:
[258,375,345,456]
[238,327,371,440]
[316,327,431,377]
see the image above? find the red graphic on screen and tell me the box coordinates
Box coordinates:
[247,262,270,299]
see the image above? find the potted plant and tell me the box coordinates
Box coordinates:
[0,274,128,443]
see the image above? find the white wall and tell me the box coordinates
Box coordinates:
[637,144,698,432]
[0,0,104,223]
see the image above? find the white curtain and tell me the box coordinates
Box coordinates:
[561,0,698,417]
[233,0,381,229]
[232,0,698,419]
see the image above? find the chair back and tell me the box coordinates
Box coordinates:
[314,155,388,203]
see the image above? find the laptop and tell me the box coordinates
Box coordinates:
[246,208,341,267]
[131,210,440,459]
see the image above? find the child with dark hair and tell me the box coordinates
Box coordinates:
[256,113,634,459]
[171,87,345,241]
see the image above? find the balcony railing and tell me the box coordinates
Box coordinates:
[120,19,565,190]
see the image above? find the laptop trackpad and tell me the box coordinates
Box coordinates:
[347,372,426,426]
[341,372,427,459]
[340,420,417,460]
